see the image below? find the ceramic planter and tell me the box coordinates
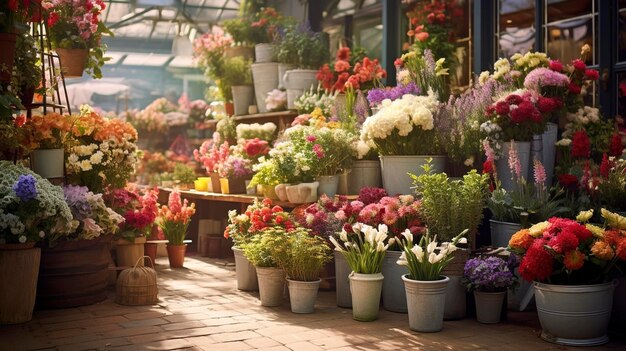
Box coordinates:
[381,250,408,313]
[490,219,521,248]
[474,290,506,324]
[256,266,285,307]
[334,251,352,308]
[285,182,319,204]
[379,155,445,195]
[287,278,321,314]
[283,69,318,109]
[251,62,279,113]
[274,183,290,202]
[254,43,275,63]
[231,85,254,116]
[349,272,383,321]
[31,148,64,179]
[403,274,449,332]
[232,247,258,291]
[534,281,616,346]
[496,141,531,192]
[317,175,339,198]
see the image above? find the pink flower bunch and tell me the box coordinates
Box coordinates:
[159,190,196,225]
[43,0,106,42]
[193,133,230,173]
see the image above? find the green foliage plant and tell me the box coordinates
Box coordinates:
[411,161,489,248]
[241,226,289,268]
[222,56,253,86]
[268,228,331,281]
[173,163,197,185]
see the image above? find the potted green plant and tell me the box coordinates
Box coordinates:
[173,163,197,190]
[396,229,468,332]
[329,223,389,322]
[223,57,253,116]
[22,112,74,179]
[463,256,517,324]
[0,86,25,160]
[270,228,331,313]
[157,190,196,268]
[241,226,288,307]
[12,32,41,106]
[221,17,254,59]
[279,25,330,109]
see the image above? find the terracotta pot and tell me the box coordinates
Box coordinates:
[144,242,158,266]
[209,172,221,193]
[0,32,17,83]
[225,102,235,116]
[114,237,146,268]
[166,244,187,268]
[55,48,89,78]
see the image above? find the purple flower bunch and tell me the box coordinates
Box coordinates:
[13,174,38,202]
[463,256,517,292]
[366,82,420,107]
[63,185,93,220]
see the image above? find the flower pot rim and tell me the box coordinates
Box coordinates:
[379,154,446,159]
[489,219,522,225]
[401,274,450,283]
[287,278,322,283]
[534,280,617,291]
[251,62,279,68]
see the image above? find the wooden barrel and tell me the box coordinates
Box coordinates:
[0,244,40,324]
[37,236,112,309]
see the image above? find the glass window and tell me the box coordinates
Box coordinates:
[546,0,592,23]
[619,1,626,62]
[498,0,535,58]
[354,17,383,61]
[546,16,596,65]
[545,0,596,65]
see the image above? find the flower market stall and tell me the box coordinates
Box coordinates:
[1,0,626,349]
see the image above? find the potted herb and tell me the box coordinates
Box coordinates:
[12,32,41,105]
[279,24,330,109]
[463,256,517,324]
[241,226,288,307]
[270,227,331,313]
[223,57,253,116]
[329,223,389,322]
[172,163,197,190]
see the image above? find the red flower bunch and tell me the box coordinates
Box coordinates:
[224,198,295,246]
[486,91,553,142]
[250,7,288,44]
[316,46,386,93]
[108,187,159,240]
[570,129,591,158]
[509,210,626,284]
[243,138,269,158]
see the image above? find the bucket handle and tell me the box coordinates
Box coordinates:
[133,255,155,270]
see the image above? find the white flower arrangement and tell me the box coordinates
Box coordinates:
[265,89,287,112]
[236,122,277,141]
[360,89,441,155]
[293,87,336,116]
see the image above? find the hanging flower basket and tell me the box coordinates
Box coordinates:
[56,48,89,78]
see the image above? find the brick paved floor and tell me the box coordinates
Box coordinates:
[1,255,624,351]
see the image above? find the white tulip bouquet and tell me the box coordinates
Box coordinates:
[397,228,468,281]
[330,223,391,274]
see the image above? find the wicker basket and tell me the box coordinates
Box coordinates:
[115,256,158,306]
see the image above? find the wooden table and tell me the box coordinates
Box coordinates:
[157,188,300,253]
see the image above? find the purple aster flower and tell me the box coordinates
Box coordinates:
[63,185,93,220]
[463,256,517,292]
[13,174,38,202]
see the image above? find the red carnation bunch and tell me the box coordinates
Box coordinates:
[509,209,626,285]
[486,91,552,142]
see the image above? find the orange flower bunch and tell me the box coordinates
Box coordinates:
[23,112,74,150]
